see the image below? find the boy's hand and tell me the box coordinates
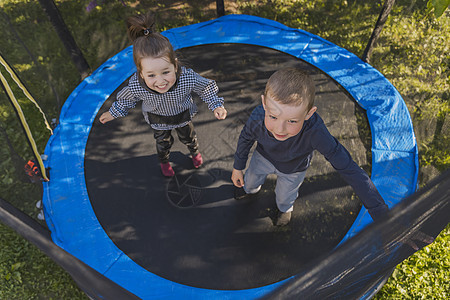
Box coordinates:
[213,106,227,120]
[99,111,114,124]
[231,168,244,187]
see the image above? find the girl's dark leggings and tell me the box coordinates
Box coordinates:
[153,122,199,163]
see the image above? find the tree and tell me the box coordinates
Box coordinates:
[427,0,450,17]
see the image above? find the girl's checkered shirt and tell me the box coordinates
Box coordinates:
[109,66,224,130]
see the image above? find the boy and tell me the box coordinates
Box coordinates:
[231,68,389,226]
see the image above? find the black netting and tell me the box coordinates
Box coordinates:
[264,169,450,299]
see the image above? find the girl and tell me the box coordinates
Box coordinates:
[100,12,227,177]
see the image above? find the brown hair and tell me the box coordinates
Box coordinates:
[264,68,315,110]
[126,12,178,74]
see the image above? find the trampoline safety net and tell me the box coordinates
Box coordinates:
[2,14,446,300]
[264,169,450,299]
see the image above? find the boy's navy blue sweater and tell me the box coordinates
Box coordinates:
[234,105,389,220]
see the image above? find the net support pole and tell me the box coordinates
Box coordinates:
[216,0,225,17]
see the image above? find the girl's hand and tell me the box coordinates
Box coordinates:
[213,106,227,120]
[99,111,114,124]
[231,168,244,187]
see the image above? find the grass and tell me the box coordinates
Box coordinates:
[0,0,448,298]
[0,225,87,300]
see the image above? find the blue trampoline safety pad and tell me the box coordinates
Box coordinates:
[43,14,418,299]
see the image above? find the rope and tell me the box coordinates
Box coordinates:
[0,60,50,181]
[0,55,53,134]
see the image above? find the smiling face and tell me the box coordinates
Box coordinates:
[262,94,317,141]
[139,56,177,93]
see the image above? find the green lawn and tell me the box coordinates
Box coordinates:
[0,0,448,298]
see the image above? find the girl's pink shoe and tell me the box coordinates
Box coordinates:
[192,153,203,168]
[160,162,175,177]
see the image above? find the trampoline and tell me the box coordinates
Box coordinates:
[42,15,418,299]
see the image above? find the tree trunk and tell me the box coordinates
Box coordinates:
[361,0,396,64]
[38,0,90,79]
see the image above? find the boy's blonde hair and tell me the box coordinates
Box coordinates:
[126,12,178,74]
[264,68,315,110]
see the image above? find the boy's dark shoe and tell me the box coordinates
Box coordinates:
[234,187,260,200]
[276,211,292,226]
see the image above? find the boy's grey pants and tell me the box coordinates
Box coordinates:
[243,150,306,213]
